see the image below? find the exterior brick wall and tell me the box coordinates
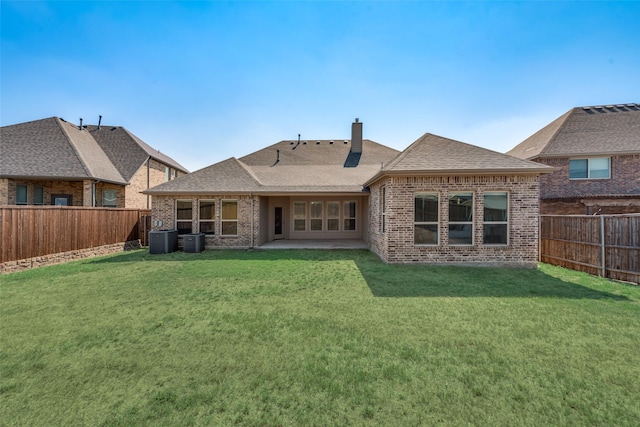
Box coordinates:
[126,159,186,210]
[3,179,85,206]
[537,155,640,199]
[0,241,140,274]
[152,195,261,248]
[368,175,540,266]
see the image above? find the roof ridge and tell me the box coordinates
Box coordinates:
[382,134,427,170]
[235,158,264,187]
[54,117,95,178]
[539,108,578,156]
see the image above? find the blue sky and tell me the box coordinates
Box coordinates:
[2,1,639,172]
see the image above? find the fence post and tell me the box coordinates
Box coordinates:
[600,215,606,278]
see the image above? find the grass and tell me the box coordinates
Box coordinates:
[1,249,639,426]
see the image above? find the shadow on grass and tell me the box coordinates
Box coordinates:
[87,249,630,301]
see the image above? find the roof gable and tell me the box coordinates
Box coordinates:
[382,133,552,174]
[507,103,640,159]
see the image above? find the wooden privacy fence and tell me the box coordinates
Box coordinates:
[0,206,152,264]
[540,214,640,284]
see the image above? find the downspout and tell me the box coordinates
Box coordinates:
[146,157,151,209]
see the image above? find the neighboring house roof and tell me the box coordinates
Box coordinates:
[1,117,126,184]
[0,116,188,184]
[86,125,188,181]
[507,103,640,160]
[364,133,553,186]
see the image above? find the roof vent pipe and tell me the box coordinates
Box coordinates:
[79,118,83,130]
[351,118,362,154]
[98,115,102,129]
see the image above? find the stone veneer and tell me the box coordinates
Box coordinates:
[368,175,540,266]
[152,195,261,248]
[1,241,140,274]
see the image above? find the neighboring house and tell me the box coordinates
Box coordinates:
[145,119,552,266]
[507,104,640,214]
[0,116,188,209]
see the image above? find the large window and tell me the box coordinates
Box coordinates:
[34,186,44,205]
[483,192,508,245]
[327,202,340,231]
[310,201,323,231]
[414,193,438,245]
[16,185,28,205]
[293,202,306,231]
[221,200,238,235]
[569,157,610,179]
[199,200,215,234]
[449,192,473,245]
[176,200,193,235]
[344,201,356,231]
[102,189,117,208]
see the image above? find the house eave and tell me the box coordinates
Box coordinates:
[1,174,128,185]
[364,168,556,187]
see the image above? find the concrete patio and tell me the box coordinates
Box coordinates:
[259,239,369,249]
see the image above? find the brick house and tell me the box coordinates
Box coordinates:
[507,104,640,214]
[1,117,188,209]
[146,120,552,266]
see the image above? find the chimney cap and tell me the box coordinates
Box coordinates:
[355,118,359,123]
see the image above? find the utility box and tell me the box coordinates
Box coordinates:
[183,233,206,253]
[149,229,179,254]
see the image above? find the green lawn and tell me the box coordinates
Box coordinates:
[1,249,639,426]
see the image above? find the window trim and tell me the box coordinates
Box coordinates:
[293,201,307,232]
[221,199,238,236]
[483,191,509,246]
[381,186,386,234]
[310,201,323,232]
[448,192,474,246]
[327,201,340,231]
[569,157,611,180]
[414,192,439,246]
[198,199,216,235]
[176,199,193,235]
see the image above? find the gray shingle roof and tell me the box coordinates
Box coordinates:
[366,133,552,184]
[507,103,640,160]
[1,117,126,183]
[1,117,188,184]
[146,139,401,195]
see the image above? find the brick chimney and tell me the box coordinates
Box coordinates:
[351,118,362,154]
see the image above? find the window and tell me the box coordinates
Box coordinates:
[483,192,508,245]
[414,193,438,245]
[102,189,117,208]
[176,200,193,235]
[449,192,473,245]
[569,157,610,179]
[34,186,44,205]
[16,185,28,205]
[199,200,215,234]
[327,201,340,231]
[293,202,306,231]
[381,187,386,233]
[310,201,323,231]
[343,201,356,231]
[165,167,171,182]
[221,200,238,235]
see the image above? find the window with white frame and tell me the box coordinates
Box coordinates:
[327,201,340,231]
[221,200,238,235]
[199,200,215,234]
[310,201,323,231]
[34,186,44,205]
[16,184,27,205]
[343,201,356,231]
[483,192,508,245]
[414,193,438,245]
[449,192,473,245]
[176,200,193,235]
[165,167,171,181]
[381,186,387,234]
[569,157,610,179]
[293,201,306,231]
[102,189,117,207]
